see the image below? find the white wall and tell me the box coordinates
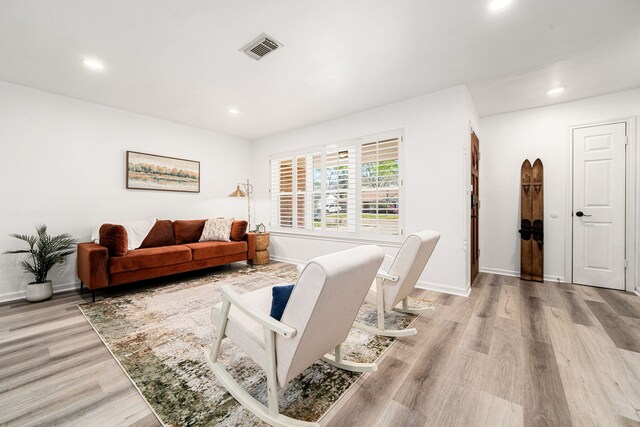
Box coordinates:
[0,82,251,301]
[479,89,640,287]
[250,85,478,296]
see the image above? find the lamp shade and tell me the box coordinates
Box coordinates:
[228,184,247,198]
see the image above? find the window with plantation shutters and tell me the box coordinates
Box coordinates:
[360,137,400,235]
[270,130,403,239]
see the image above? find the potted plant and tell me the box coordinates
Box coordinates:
[4,224,76,302]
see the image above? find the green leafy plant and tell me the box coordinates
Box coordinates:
[4,225,76,284]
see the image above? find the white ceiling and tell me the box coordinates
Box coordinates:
[0,0,638,140]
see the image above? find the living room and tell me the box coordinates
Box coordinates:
[1,1,640,426]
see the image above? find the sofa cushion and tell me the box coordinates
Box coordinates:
[174,220,206,244]
[140,220,176,248]
[199,218,233,242]
[109,245,192,274]
[230,220,248,241]
[99,224,128,257]
[184,241,248,261]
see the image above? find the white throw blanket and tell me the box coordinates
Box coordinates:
[91,217,157,250]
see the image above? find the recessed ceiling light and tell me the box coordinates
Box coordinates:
[82,58,105,71]
[546,86,566,96]
[488,0,512,11]
[228,108,240,115]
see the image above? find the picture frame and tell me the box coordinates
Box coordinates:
[126,151,200,193]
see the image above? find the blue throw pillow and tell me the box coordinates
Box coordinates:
[270,284,295,321]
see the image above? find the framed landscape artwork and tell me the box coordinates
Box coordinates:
[126,151,200,193]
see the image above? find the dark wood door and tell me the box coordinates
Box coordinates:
[471,131,480,285]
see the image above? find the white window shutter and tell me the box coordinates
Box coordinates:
[270,130,402,238]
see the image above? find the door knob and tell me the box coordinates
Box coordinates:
[576,211,592,217]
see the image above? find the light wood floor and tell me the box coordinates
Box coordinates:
[2,272,640,426]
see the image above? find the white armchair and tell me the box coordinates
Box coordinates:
[205,245,384,427]
[353,230,441,337]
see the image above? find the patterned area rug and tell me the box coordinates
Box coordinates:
[78,263,430,426]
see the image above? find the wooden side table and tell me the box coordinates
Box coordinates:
[254,232,270,265]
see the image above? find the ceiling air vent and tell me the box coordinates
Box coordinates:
[240,33,283,60]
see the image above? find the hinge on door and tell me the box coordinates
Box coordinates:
[401,229,404,235]
[625,259,628,269]
[625,136,629,146]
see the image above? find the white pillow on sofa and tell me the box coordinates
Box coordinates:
[91,217,157,250]
[199,218,234,242]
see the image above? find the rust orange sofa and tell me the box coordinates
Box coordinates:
[77,219,256,300]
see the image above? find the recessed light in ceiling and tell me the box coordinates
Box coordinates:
[82,57,105,71]
[228,108,240,116]
[488,0,512,11]
[546,86,566,96]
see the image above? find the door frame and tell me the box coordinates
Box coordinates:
[464,121,479,294]
[564,116,638,292]
[470,130,480,285]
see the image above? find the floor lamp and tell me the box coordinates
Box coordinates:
[228,179,254,230]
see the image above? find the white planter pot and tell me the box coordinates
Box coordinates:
[26,280,53,302]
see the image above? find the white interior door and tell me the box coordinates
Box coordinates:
[572,122,626,290]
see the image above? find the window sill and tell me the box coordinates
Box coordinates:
[268,230,403,248]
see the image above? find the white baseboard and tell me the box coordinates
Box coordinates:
[415,280,471,297]
[270,231,404,247]
[479,267,565,283]
[273,255,470,297]
[0,281,80,303]
[54,281,80,293]
[634,289,640,298]
[270,255,307,266]
[0,289,24,303]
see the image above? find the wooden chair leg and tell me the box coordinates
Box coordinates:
[322,343,377,373]
[393,297,435,315]
[205,312,318,427]
[209,299,231,363]
[353,284,422,337]
[376,278,385,331]
[205,353,318,427]
[264,328,279,416]
[353,321,417,337]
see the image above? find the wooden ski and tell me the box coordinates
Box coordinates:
[531,159,544,282]
[519,160,533,281]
